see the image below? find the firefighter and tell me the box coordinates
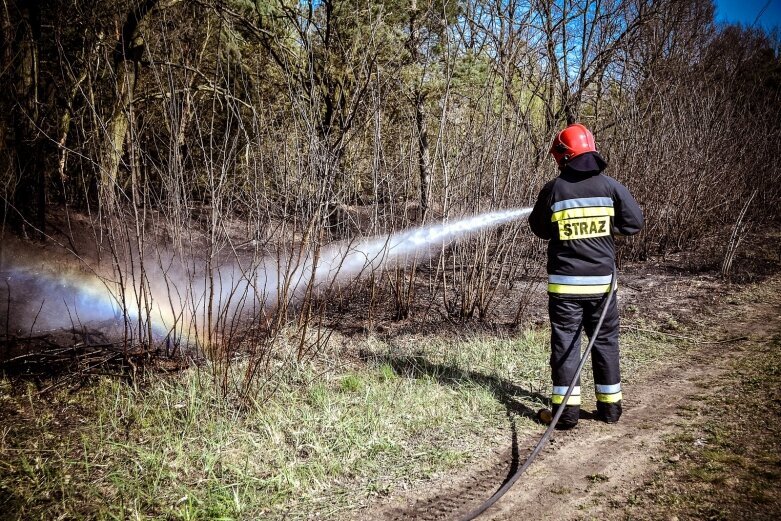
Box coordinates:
[529,123,643,429]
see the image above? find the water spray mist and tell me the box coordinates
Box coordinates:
[1,208,532,344]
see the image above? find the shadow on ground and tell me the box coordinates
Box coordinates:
[360,349,548,419]
[359,349,563,518]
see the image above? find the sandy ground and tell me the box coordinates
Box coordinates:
[356,273,780,521]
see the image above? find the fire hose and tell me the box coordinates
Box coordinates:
[459,268,618,521]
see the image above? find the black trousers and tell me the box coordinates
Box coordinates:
[549,294,622,424]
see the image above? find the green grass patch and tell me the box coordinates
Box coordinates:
[0,316,694,519]
[587,473,610,483]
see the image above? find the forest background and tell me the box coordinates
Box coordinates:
[1,0,780,396]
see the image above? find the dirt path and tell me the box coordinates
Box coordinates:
[362,275,781,520]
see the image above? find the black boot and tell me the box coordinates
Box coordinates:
[551,404,579,429]
[596,401,622,423]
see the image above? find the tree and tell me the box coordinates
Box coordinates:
[1,0,44,238]
[98,0,161,210]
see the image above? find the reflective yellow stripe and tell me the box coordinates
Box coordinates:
[551,206,614,222]
[548,283,613,294]
[596,392,623,403]
[551,394,582,406]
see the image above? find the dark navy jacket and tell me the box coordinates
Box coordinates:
[529,157,643,298]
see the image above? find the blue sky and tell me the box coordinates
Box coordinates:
[714,0,781,30]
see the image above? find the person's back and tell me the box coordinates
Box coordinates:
[530,167,644,295]
[529,124,643,428]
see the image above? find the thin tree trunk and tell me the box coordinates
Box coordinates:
[415,92,432,221]
[409,0,432,222]
[99,0,159,210]
[100,60,134,208]
[9,0,44,238]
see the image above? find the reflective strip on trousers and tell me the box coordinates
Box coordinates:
[548,274,614,295]
[595,382,622,403]
[551,385,581,406]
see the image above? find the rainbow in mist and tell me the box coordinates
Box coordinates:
[1,208,532,344]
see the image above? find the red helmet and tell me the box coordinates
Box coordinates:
[550,123,597,166]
